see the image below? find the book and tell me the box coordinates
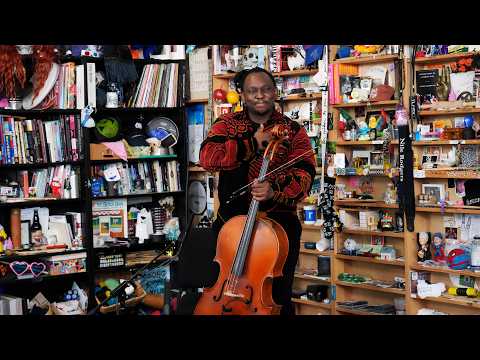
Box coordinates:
[76,64,85,109]
[416,69,439,105]
[86,62,96,108]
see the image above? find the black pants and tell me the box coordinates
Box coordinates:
[213,212,302,315]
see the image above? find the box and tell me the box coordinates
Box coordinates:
[90,143,122,161]
[45,252,87,275]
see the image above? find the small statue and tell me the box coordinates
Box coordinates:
[378,211,394,231]
[357,121,370,140]
[417,232,432,262]
[432,232,446,263]
[384,183,397,204]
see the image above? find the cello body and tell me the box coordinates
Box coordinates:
[193,215,288,315]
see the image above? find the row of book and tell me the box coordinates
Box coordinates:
[129,63,179,108]
[91,160,181,197]
[56,62,81,109]
[0,295,27,315]
[12,165,79,199]
[0,115,82,165]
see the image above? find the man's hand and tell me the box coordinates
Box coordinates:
[251,179,274,202]
[253,124,272,152]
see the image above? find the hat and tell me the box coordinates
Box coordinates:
[369,84,395,102]
[126,121,149,147]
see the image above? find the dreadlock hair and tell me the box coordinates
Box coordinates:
[233,67,276,93]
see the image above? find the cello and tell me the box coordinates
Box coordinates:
[194,125,290,315]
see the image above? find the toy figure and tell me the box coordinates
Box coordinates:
[357,121,370,140]
[0,224,6,253]
[417,232,432,262]
[384,183,397,204]
[432,232,446,263]
[378,211,394,231]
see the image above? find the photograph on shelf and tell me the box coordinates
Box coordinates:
[421,183,445,203]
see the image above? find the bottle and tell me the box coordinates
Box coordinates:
[31,209,43,247]
[64,177,71,199]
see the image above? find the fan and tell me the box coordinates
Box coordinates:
[146,116,179,147]
[188,180,207,215]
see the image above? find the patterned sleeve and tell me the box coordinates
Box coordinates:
[199,118,253,171]
[263,126,316,210]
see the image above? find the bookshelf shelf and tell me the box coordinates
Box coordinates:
[0,249,87,262]
[291,298,332,309]
[0,198,83,209]
[335,305,391,315]
[336,140,399,146]
[335,280,405,295]
[333,54,399,65]
[186,99,209,104]
[414,52,476,64]
[335,254,405,267]
[341,228,404,239]
[294,273,331,284]
[416,206,480,215]
[96,107,181,114]
[0,109,81,116]
[299,249,332,256]
[92,190,185,201]
[419,107,480,116]
[413,140,480,145]
[273,69,319,77]
[0,160,84,170]
[416,295,480,309]
[414,170,480,179]
[410,263,480,278]
[332,100,399,108]
[0,270,88,286]
[334,200,399,209]
[90,155,177,164]
[279,93,322,102]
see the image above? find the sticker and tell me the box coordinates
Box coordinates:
[414,169,426,178]
[81,106,95,128]
[104,165,121,182]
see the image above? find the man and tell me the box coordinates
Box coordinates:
[199,67,316,315]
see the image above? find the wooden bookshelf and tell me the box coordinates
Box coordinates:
[331,100,399,108]
[416,206,480,215]
[413,140,480,145]
[334,200,399,209]
[291,298,332,309]
[186,98,209,104]
[335,280,405,295]
[294,273,331,284]
[414,169,480,179]
[410,264,480,278]
[414,52,476,64]
[279,93,322,101]
[336,140,399,146]
[341,228,405,239]
[272,69,319,77]
[335,254,405,267]
[335,306,392,315]
[333,54,399,65]
[299,249,332,256]
[417,295,480,309]
[419,107,480,116]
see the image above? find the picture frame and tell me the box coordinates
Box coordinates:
[369,151,384,169]
[352,150,370,168]
[445,227,458,240]
[422,183,445,203]
[20,220,31,248]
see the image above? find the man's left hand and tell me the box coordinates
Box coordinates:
[251,179,274,202]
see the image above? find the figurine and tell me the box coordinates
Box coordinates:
[357,121,370,140]
[378,211,394,231]
[432,232,446,263]
[0,225,6,253]
[395,212,404,232]
[417,232,432,262]
[384,183,397,204]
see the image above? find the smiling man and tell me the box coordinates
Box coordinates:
[199,67,316,315]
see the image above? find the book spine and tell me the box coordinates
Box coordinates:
[76,64,85,109]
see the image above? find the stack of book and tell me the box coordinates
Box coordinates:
[17,165,79,199]
[91,160,181,197]
[0,115,81,165]
[129,63,179,108]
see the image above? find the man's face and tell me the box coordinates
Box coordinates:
[241,72,276,116]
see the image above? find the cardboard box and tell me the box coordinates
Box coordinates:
[90,143,121,161]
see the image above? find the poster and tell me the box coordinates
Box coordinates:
[92,199,128,247]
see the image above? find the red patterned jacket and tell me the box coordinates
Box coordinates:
[199,109,316,223]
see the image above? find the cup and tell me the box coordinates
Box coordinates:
[303,205,317,225]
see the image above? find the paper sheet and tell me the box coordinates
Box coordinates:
[450,71,475,97]
[188,47,209,100]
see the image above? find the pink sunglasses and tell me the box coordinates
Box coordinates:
[9,261,47,277]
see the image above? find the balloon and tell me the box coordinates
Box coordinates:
[226,90,240,105]
[213,89,227,103]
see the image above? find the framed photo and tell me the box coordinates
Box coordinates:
[421,154,438,164]
[445,227,458,240]
[352,150,370,168]
[370,151,384,169]
[422,183,445,203]
[20,220,31,248]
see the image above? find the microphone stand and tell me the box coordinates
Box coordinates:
[88,212,195,315]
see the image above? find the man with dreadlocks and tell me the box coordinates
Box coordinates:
[199,67,316,315]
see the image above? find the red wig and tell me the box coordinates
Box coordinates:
[0,45,26,99]
[32,45,57,100]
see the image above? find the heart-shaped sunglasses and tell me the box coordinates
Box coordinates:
[9,261,47,277]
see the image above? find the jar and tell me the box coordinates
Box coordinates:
[303,205,317,225]
[471,237,480,268]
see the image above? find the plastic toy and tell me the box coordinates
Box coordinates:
[213,89,227,104]
[448,287,478,297]
[357,121,370,140]
[226,90,240,105]
[432,232,446,262]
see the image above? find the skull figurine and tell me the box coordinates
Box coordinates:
[243,47,259,69]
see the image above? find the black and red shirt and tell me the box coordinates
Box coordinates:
[199,109,316,223]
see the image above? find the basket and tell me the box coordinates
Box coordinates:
[97,285,147,314]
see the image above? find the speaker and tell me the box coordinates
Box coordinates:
[170,228,219,289]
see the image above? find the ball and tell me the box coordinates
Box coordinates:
[226,90,240,105]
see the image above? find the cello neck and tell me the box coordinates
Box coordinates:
[231,156,270,277]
